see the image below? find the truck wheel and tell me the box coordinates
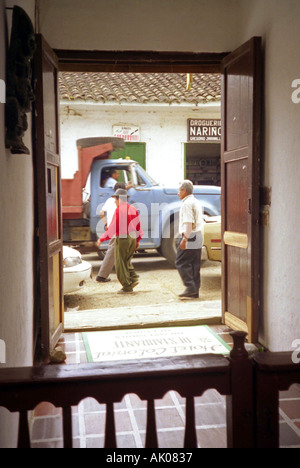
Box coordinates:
[160,220,179,267]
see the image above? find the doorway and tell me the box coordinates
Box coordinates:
[34,42,262,358]
[59,68,223,332]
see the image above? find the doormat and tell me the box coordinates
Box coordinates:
[82,325,231,363]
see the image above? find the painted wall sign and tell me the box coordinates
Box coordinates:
[113,124,140,141]
[188,118,221,142]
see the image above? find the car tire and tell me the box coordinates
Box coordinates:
[160,220,208,266]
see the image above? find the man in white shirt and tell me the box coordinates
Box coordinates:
[103,168,133,190]
[175,180,204,299]
[96,182,126,282]
[104,169,121,189]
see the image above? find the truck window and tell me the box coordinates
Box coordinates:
[136,172,146,186]
[100,167,132,188]
[129,164,146,187]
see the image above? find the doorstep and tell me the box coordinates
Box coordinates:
[63,300,222,332]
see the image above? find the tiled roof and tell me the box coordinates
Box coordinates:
[59,72,221,105]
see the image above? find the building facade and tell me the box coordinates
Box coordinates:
[59,72,221,188]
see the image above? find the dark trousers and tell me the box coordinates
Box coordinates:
[175,234,202,293]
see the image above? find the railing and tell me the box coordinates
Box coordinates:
[0,331,299,448]
[253,351,300,448]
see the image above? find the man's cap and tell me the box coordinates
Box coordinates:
[112,188,129,198]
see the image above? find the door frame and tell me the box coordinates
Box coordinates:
[54,50,227,73]
[33,47,263,350]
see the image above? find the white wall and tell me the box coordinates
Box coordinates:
[39,0,300,351]
[39,0,241,52]
[60,102,221,187]
[0,0,35,447]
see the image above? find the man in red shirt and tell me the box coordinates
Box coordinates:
[97,189,143,293]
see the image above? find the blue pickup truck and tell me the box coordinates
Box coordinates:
[62,138,221,265]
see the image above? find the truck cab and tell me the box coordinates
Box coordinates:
[91,158,221,264]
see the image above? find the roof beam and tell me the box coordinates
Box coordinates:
[55,50,229,73]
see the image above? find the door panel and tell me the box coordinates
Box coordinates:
[33,34,63,361]
[221,37,262,343]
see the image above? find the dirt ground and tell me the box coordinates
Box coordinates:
[64,250,221,312]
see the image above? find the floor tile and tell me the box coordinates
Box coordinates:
[115,411,134,432]
[31,440,63,449]
[280,383,300,399]
[157,429,185,448]
[84,412,106,435]
[279,422,300,447]
[155,407,185,429]
[85,436,104,449]
[196,426,227,448]
[280,400,300,420]
[117,433,138,449]
[31,415,63,441]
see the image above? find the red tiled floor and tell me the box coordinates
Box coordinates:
[29,327,300,448]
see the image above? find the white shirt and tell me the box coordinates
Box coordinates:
[104,177,117,189]
[102,197,117,226]
[179,194,204,235]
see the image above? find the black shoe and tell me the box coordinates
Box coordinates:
[178,289,199,299]
[96,276,111,282]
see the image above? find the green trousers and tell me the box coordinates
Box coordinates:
[114,236,139,291]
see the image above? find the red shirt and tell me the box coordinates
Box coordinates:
[99,202,144,243]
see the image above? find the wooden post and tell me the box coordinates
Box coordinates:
[145,399,158,448]
[254,372,279,448]
[18,411,31,448]
[62,406,73,448]
[104,402,117,448]
[252,351,300,448]
[184,396,198,448]
[226,331,254,448]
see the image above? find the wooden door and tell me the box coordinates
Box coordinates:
[221,37,262,343]
[33,34,63,361]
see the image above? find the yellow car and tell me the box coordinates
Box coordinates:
[203,216,222,262]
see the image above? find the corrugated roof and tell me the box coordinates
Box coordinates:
[59,72,221,105]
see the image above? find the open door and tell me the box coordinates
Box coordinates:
[221,37,262,343]
[33,34,63,361]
